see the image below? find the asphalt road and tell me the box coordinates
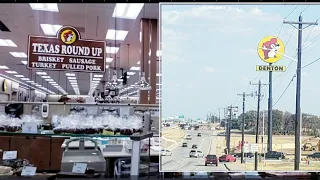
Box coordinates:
[161,129,228,171]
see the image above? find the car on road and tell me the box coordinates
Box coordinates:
[204,154,218,166]
[189,150,204,158]
[233,152,254,158]
[161,150,172,156]
[192,144,198,149]
[182,143,188,147]
[219,154,237,162]
[261,151,285,160]
[185,134,192,140]
[197,133,202,137]
[188,127,192,130]
[307,152,320,159]
[217,132,226,136]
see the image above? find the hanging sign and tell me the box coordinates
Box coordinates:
[256,65,286,72]
[257,36,285,64]
[27,26,106,73]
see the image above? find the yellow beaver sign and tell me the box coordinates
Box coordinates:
[257,36,285,64]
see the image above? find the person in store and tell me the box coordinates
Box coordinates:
[58,94,70,103]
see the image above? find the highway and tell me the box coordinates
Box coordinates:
[161,129,228,171]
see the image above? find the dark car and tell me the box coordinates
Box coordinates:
[182,143,188,147]
[197,133,202,137]
[205,154,218,166]
[188,127,192,130]
[192,144,198,149]
[307,152,320,159]
[262,151,285,160]
[234,152,254,158]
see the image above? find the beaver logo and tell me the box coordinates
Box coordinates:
[60,29,76,44]
[262,38,280,60]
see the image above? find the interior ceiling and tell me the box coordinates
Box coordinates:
[0,3,160,96]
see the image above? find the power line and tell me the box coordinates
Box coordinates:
[300,5,310,14]
[273,75,296,107]
[284,5,298,19]
[302,57,320,69]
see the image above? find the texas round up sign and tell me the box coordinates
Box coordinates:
[257,36,285,64]
[27,26,106,73]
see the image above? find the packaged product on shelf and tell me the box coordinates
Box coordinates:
[0,114,43,132]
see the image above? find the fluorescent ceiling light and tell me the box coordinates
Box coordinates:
[49,81,56,84]
[106,46,119,54]
[9,52,27,58]
[69,80,77,82]
[29,3,59,12]
[54,85,60,88]
[31,82,36,85]
[5,71,17,74]
[92,78,101,81]
[41,76,51,79]
[36,72,47,75]
[130,66,140,71]
[66,73,75,76]
[113,3,144,19]
[0,39,17,47]
[36,84,41,87]
[94,74,103,78]
[40,24,62,36]
[70,82,78,84]
[0,66,9,69]
[45,79,54,82]
[127,71,135,75]
[21,78,30,81]
[156,73,162,76]
[117,79,123,82]
[106,65,109,69]
[26,81,34,83]
[14,75,24,77]
[92,81,99,83]
[68,77,76,80]
[21,61,27,65]
[106,29,129,41]
[106,58,113,63]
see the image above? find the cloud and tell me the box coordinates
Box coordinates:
[203,66,215,73]
[162,5,283,34]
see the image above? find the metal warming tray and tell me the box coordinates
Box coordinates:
[61,138,106,175]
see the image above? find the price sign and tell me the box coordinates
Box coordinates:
[72,163,87,174]
[22,122,38,133]
[3,151,17,160]
[21,166,37,176]
[120,107,131,118]
[250,144,259,152]
[243,144,250,153]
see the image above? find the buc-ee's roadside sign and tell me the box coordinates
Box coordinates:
[257,36,285,64]
[27,26,106,73]
[256,65,286,72]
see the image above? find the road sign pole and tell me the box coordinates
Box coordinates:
[268,63,273,152]
[255,81,261,171]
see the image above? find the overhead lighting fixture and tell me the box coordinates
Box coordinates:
[36,72,47,75]
[130,66,140,71]
[0,39,17,47]
[106,65,110,69]
[45,79,54,82]
[105,58,113,63]
[70,82,78,84]
[66,73,75,76]
[0,66,9,69]
[112,3,144,19]
[127,71,136,76]
[26,81,34,83]
[106,46,119,54]
[5,71,17,74]
[9,52,27,58]
[41,76,51,79]
[29,3,59,12]
[21,61,27,65]
[36,84,41,87]
[40,24,62,36]
[94,74,103,78]
[106,29,129,41]
[67,77,76,80]
[48,81,56,84]
[21,78,30,81]
[14,75,24,77]
[92,78,101,81]
[51,83,58,86]
[69,80,77,83]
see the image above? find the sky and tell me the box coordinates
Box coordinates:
[161,4,320,119]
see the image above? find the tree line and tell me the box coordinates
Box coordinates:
[212,109,320,137]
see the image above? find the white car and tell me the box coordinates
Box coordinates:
[185,134,192,140]
[189,150,204,158]
[161,150,172,156]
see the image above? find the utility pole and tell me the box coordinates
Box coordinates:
[250,80,268,171]
[237,92,253,164]
[226,105,238,155]
[284,15,318,171]
[268,62,273,153]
